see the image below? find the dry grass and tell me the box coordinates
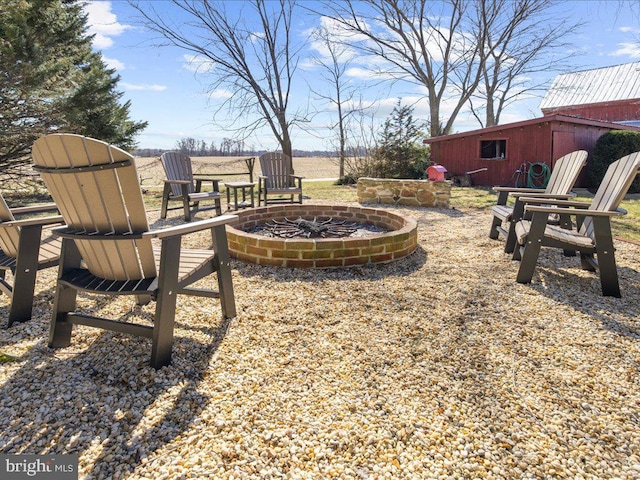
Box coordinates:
[136,155,341,188]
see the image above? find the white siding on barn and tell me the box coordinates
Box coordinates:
[540,61,640,109]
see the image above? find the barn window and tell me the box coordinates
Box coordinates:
[480,139,507,159]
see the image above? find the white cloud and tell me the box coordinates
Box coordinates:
[183,54,215,73]
[345,67,396,81]
[84,2,130,49]
[620,26,640,34]
[103,56,125,71]
[610,42,640,58]
[208,89,233,99]
[120,83,167,92]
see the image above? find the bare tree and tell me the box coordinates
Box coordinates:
[132,0,303,165]
[314,0,583,136]
[314,0,488,138]
[221,138,233,156]
[176,137,197,154]
[343,107,380,180]
[470,0,582,127]
[308,20,365,179]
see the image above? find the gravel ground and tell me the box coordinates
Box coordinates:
[1,202,639,479]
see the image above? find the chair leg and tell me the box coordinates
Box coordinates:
[136,294,152,306]
[49,239,81,348]
[181,185,191,222]
[151,236,181,369]
[505,200,525,253]
[0,270,9,298]
[8,225,43,326]
[504,221,518,254]
[211,225,236,319]
[515,212,548,284]
[490,192,509,240]
[592,216,620,297]
[489,215,502,240]
[160,183,171,219]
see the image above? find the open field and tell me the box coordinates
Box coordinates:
[135,155,341,188]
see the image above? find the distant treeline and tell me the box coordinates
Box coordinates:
[132,148,336,158]
[132,137,335,157]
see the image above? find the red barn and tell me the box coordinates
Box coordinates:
[425,62,640,187]
[540,62,640,124]
[424,115,640,187]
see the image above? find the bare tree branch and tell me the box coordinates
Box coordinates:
[311,0,487,137]
[471,0,584,127]
[308,21,370,178]
[131,0,305,161]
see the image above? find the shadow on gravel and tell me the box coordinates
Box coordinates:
[0,301,232,478]
[519,258,640,339]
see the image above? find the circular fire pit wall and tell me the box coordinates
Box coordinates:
[226,204,418,268]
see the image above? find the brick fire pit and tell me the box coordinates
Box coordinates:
[226,204,418,268]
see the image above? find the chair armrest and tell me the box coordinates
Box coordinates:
[290,175,305,179]
[3,215,65,228]
[492,186,542,194]
[146,215,238,239]
[163,179,191,185]
[511,193,575,200]
[518,197,591,208]
[525,205,626,217]
[10,203,58,215]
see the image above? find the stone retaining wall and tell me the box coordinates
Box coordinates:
[357,178,451,208]
[226,204,418,268]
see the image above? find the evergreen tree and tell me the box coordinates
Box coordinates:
[372,101,430,179]
[0,0,146,180]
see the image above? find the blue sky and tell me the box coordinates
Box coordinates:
[84,1,640,152]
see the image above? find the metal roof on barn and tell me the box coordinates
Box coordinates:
[423,114,638,144]
[540,61,640,110]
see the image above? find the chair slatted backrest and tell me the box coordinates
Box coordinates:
[32,134,157,281]
[544,150,588,194]
[580,152,640,241]
[259,153,292,189]
[0,194,19,257]
[160,152,195,196]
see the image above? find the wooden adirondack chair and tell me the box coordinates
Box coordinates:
[513,151,640,297]
[32,134,237,368]
[490,150,588,253]
[160,151,222,221]
[0,196,63,326]
[258,153,304,206]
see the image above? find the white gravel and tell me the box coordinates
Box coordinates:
[1,202,639,479]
